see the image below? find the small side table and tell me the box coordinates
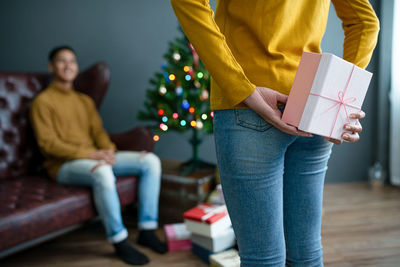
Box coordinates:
[159,159,216,224]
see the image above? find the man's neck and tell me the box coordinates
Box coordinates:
[53,79,73,91]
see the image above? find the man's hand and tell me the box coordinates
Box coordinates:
[243,87,312,136]
[88,149,115,165]
[324,110,365,145]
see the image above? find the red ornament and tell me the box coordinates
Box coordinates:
[200,89,209,101]
[189,43,200,69]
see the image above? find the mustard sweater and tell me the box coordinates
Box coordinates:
[30,83,116,179]
[170,0,380,110]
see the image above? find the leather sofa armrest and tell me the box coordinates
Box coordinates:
[110,126,154,152]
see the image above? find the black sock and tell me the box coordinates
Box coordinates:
[113,238,149,265]
[137,230,168,254]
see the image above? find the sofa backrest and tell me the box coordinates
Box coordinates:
[0,62,110,179]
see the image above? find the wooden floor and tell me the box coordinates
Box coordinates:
[1,182,399,267]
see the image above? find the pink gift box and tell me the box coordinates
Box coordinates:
[164,223,192,252]
[282,52,373,141]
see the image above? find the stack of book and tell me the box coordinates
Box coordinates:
[163,223,192,252]
[183,204,236,264]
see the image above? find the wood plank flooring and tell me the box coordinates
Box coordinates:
[1,182,399,267]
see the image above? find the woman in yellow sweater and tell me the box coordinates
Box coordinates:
[171,0,379,266]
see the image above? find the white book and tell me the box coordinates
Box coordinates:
[184,214,231,238]
[191,227,235,253]
[210,249,240,267]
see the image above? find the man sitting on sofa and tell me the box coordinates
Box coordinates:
[30,46,167,266]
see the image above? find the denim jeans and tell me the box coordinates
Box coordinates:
[57,151,161,243]
[213,108,333,267]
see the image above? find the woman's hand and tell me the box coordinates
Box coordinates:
[243,86,312,136]
[324,110,365,145]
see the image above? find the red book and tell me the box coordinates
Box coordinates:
[184,204,228,223]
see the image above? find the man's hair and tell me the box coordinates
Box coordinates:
[48,46,75,62]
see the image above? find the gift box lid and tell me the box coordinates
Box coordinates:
[183,204,228,224]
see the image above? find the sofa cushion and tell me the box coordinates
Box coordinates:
[0,175,137,251]
[0,74,49,180]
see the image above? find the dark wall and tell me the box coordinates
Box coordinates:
[0,0,380,183]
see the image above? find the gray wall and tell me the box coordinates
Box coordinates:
[0,0,381,183]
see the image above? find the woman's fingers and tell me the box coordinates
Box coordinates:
[269,116,311,137]
[275,91,288,104]
[324,137,342,145]
[344,122,362,133]
[342,132,360,142]
[350,110,366,119]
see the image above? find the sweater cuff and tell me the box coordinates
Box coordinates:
[74,148,95,159]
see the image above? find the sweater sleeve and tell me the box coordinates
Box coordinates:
[170,0,256,107]
[331,0,380,68]
[86,97,117,151]
[30,98,94,160]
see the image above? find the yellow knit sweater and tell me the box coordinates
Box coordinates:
[170,0,380,110]
[30,83,116,179]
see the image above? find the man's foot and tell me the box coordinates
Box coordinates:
[114,238,149,265]
[137,229,168,254]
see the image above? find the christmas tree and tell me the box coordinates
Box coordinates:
[137,28,213,175]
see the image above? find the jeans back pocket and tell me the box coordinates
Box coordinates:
[235,109,273,132]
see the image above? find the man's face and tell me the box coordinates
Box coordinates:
[48,49,79,83]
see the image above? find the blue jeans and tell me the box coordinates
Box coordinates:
[57,151,161,243]
[213,108,333,267]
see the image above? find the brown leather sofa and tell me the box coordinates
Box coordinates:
[0,62,154,258]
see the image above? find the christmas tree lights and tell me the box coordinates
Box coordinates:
[137,27,214,175]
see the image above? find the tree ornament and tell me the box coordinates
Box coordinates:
[196,119,203,129]
[159,85,167,95]
[182,99,190,110]
[194,80,201,88]
[175,85,183,96]
[173,51,181,61]
[189,43,200,69]
[160,123,168,131]
[200,89,209,101]
[169,74,176,81]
